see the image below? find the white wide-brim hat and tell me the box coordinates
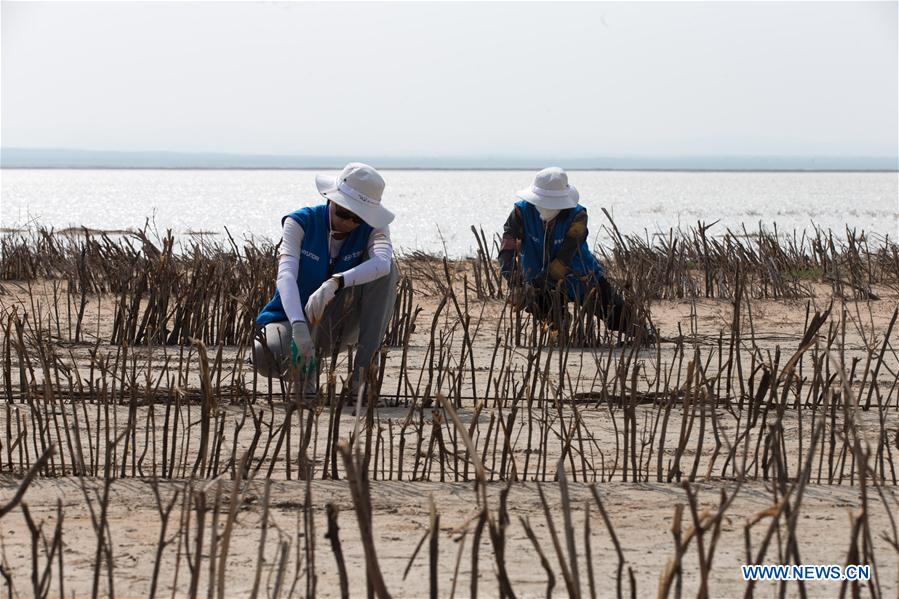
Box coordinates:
[515,166,579,209]
[315,162,395,229]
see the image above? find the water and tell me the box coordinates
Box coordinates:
[2,168,897,256]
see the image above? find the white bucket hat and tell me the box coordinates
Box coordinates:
[515,166,579,209]
[315,162,395,228]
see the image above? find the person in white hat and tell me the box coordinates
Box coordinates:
[498,167,655,343]
[253,162,399,400]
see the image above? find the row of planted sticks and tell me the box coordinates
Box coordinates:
[1,222,898,349]
[1,282,897,484]
[1,395,895,599]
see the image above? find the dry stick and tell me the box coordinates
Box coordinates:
[337,440,391,599]
[429,496,440,599]
[271,539,292,599]
[287,494,311,597]
[431,515,460,594]
[170,473,192,594]
[584,502,597,599]
[838,511,866,599]
[325,503,350,599]
[688,388,707,482]
[304,477,317,598]
[187,488,207,599]
[249,479,272,599]
[403,529,431,580]
[16,504,34,598]
[190,339,215,478]
[556,459,582,598]
[858,465,886,597]
[441,257,478,400]
[0,444,55,518]
[743,417,823,599]
[487,484,517,599]
[20,504,42,599]
[352,367,367,452]
[680,484,711,599]
[697,485,742,598]
[668,359,696,482]
[520,515,556,599]
[30,497,62,599]
[770,422,809,598]
[53,498,64,599]
[433,393,503,598]
[704,401,727,482]
[324,373,342,479]
[265,404,295,479]
[83,468,116,599]
[589,485,628,599]
[470,510,487,599]
[827,350,883,596]
[149,481,181,599]
[0,444,54,597]
[863,307,897,413]
[216,452,249,599]
[537,484,576,598]
[436,393,487,497]
[658,503,685,599]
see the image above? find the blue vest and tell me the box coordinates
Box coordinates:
[516,200,604,300]
[256,204,373,326]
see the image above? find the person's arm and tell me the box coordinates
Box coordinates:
[545,208,588,283]
[498,206,524,285]
[276,218,306,323]
[339,226,393,287]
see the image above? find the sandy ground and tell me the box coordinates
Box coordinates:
[0,276,897,597]
[2,478,897,598]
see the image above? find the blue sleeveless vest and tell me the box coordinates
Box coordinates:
[516,200,604,300]
[256,204,373,326]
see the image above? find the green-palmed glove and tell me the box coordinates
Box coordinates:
[290,320,316,374]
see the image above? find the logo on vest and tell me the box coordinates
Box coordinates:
[301,248,320,262]
[342,250,363,262]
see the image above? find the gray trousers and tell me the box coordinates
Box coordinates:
[252,262,400,379]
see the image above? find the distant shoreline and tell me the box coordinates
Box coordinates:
[2,166,897,173]
[3,148,897,172]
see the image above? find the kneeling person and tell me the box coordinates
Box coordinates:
[254,163,399,397]
[498,167,653,343]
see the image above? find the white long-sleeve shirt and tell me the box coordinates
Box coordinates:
[276,218,393,323]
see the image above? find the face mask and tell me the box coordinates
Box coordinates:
[536,206,561,222]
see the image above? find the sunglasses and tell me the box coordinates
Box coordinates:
[333,205,363,224]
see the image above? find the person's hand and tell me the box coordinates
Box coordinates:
[305,277,340,325]
[507,286,528,310]
[290,320,315,374]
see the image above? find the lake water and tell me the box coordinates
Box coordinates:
[2,169,897,256]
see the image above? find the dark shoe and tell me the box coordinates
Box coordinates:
[637,324,659,347]
[615,324,658,348]
[345,370,380,413]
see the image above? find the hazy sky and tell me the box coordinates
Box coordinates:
[2,1,897,159]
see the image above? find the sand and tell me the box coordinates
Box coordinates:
[0,274,897,597]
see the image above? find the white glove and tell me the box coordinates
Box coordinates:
[304,276,340,325]
[291,320,314,359]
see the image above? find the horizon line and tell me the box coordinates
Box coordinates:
[2,146,897,172]
[3,166,898,173]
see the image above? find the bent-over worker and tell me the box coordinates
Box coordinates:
[498,167,655,344]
